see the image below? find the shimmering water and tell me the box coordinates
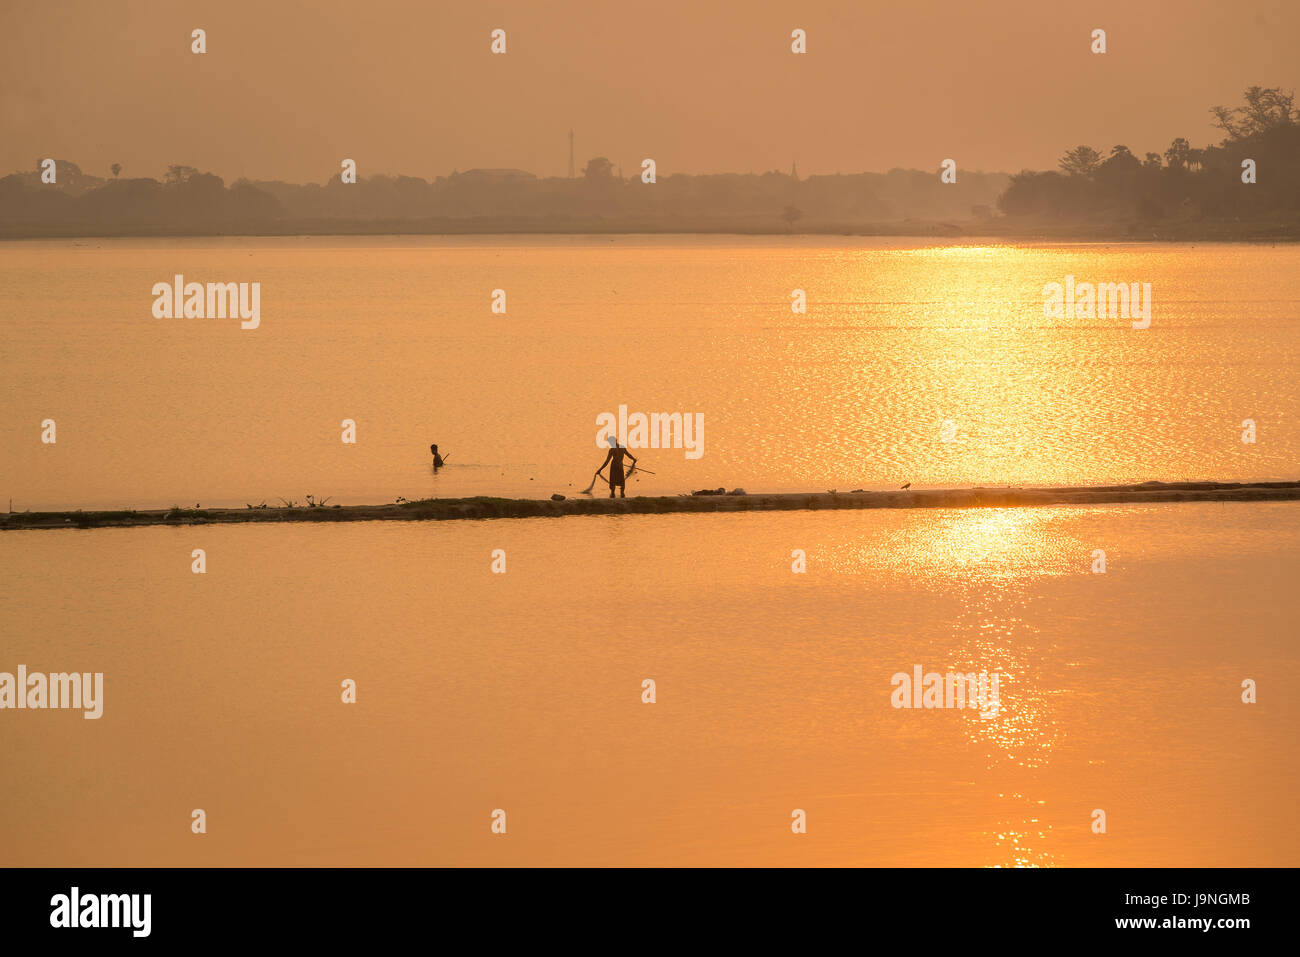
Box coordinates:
[2,237,1298,510]
[2,502,1295,866]
[3,237,1295,866]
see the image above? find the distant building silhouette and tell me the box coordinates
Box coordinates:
[568,130,575,179]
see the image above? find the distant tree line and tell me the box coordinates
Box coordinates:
[0,157,1007,235]
[998,87,1300,226]
[13,89,1291,237]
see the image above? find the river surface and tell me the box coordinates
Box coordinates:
[2,502,1296,866]
[3,236,1295,866]
[2,237,1297,509]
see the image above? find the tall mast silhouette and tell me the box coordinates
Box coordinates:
[568,130,575,179]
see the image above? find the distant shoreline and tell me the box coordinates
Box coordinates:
[5,481,1299,531]
[2,220,1297,243]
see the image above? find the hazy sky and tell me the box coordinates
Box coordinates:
[2,0,1296,183]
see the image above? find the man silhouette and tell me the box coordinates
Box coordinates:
[596,436,637,498]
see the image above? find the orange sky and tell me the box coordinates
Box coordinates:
[2,0,1296,183]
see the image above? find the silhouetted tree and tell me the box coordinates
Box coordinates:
[110,163,121,179]
[163,164,199,185]
[1211,86,1299,142]
[1164,138,1191,170]
[1101,146,1140,171]
[998,87,1300,229]
[1058,146,1102,176]
[582,157,614,181]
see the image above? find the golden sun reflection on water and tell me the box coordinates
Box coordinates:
[829,506,1077,583]
[945,512,1070,866]
[5,240,1300,509]
[4,503,1297,867]
[884,508,1074,865]
[921,508,1067,576]
[987,793,1056,868]
[814,507,1085,865]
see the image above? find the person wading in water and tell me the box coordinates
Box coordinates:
[596,436,637,498]
[430,444,445,469]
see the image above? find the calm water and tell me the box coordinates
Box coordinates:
[3,238,1296,868]
[1,502,1296,866]
[2,237,1298,510]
